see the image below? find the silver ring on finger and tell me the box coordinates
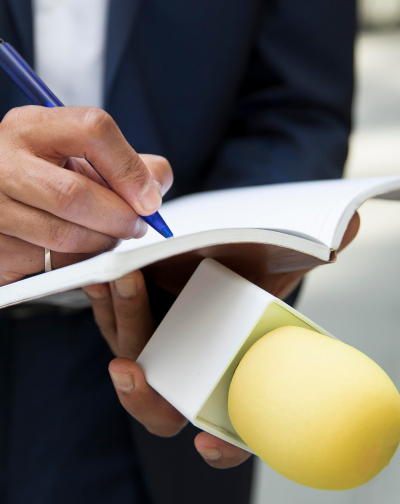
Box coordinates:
[44,248,52,272]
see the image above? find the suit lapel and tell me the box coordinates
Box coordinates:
[5,0,141,100]
[5,0,33,64]
[105,0,143,101]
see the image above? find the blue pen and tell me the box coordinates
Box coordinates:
[0,39,173,239]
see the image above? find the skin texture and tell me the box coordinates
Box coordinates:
[0,105,173,285]
[84,212,360,469]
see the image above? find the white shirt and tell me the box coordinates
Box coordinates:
[33,0,110,108]
[31,0,110,308]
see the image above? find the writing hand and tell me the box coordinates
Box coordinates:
[0,106,173,285]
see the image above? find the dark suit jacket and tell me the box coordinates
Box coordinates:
[1,0,354,198]
[0,1,355,503]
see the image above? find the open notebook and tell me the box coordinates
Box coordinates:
[1,176,400,309]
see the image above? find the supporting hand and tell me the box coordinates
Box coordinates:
[84,211,360,469]
[83,270,252,468]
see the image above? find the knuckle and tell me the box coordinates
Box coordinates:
[54,175,88,217]
[0,107,50,155]
[2,106,30,125]
[2,106,40,131]
[2,107,21,127]
[1,108,26,142]
[83,108,115,138]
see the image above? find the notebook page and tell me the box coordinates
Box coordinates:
[115,176,400,254]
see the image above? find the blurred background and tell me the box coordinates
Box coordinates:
[252,1,400,503]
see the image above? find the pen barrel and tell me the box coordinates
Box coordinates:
[0,41,63,108]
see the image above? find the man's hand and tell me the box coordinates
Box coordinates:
[263,211,361,300]
[83,212,360,469]
[0,105,173,285]
[83,270,253,468]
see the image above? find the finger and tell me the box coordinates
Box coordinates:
[83,271,153,360]
[109,270,154,360]
[82,283,120,355]
[138,155,174,197]
[68,155,173,197]
[65,157,109,188]
[263,211,362,299]
[338,211,360,252]
[0,193,119,253]
[3,106,166,216]
[0,233,43,285]
[1,153,147,240]
[0,233,94,286]
[194,431,252,469]
[109,358,188,437]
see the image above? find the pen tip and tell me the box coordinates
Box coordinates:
[139,212,173,238]
[160,227,174,238]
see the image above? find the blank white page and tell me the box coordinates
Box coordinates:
[116,176,400,254]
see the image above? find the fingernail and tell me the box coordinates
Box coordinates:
[82,287,105,299]
[115,277,137,298]
[110,372,134,392]
[198,449,222,461]
[140,182,162,212]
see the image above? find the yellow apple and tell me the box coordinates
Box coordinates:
[228,326,400,490]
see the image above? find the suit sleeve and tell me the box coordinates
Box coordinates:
[202,0,356,190]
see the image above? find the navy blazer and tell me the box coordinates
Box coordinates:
[0,0,355,200]
[0,2,355,504]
